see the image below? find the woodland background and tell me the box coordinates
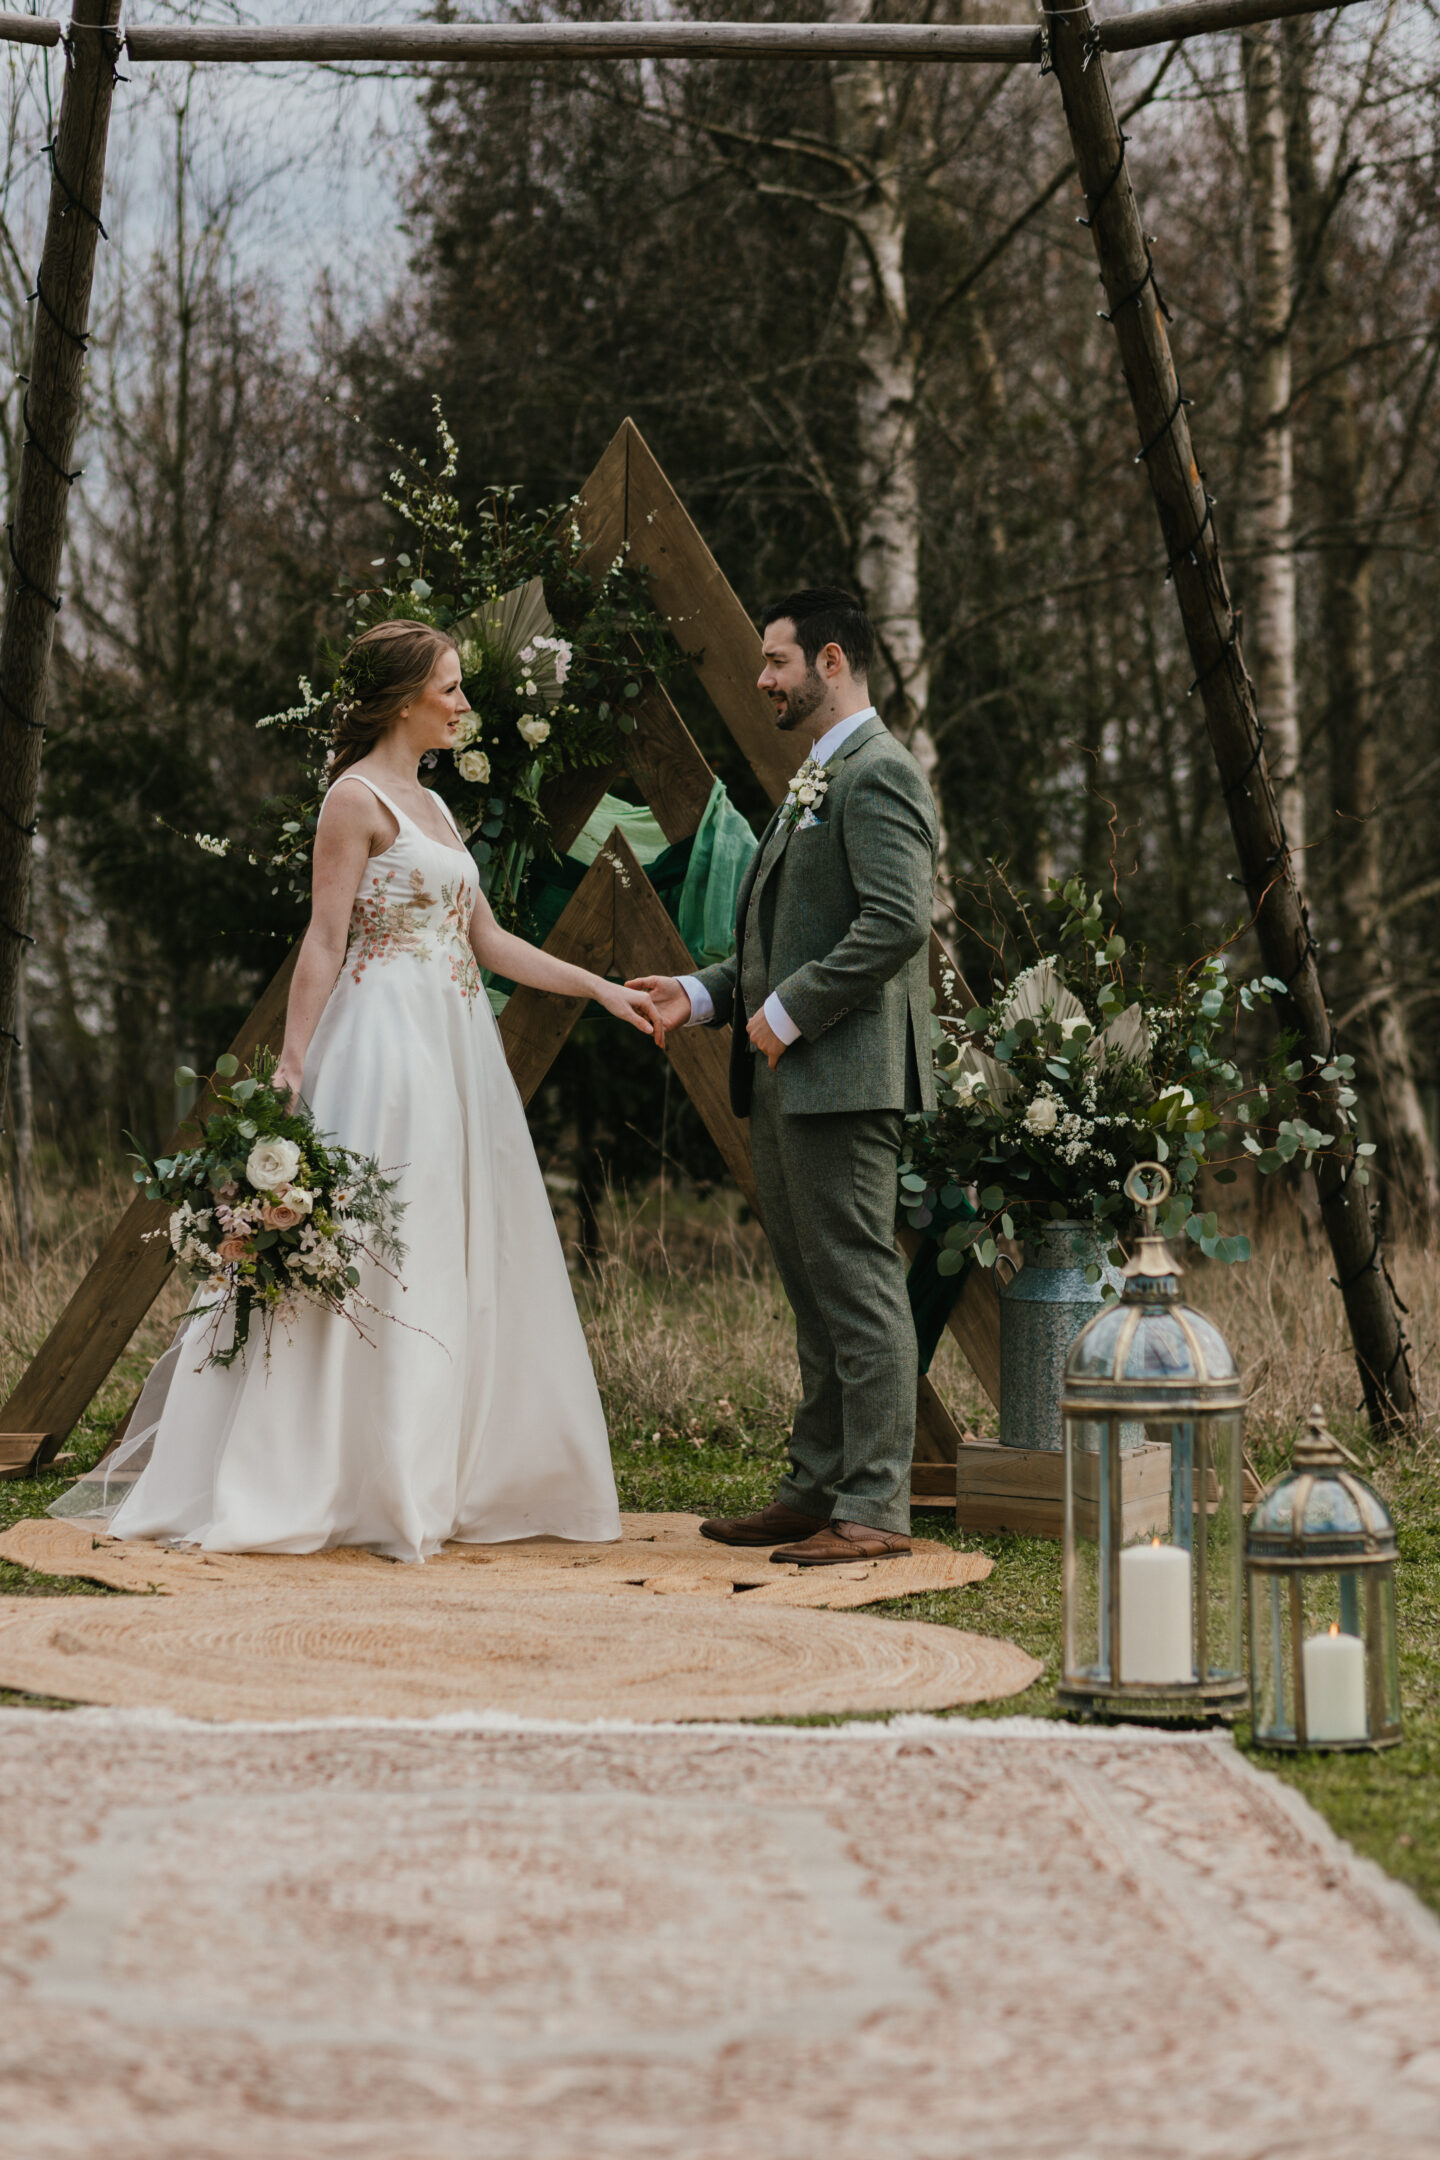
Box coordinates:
[2,0,1438,1255]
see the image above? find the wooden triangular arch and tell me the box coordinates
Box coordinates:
[0,422,1000,1488]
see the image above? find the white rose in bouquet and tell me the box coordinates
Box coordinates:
[456,748,491,784]
[518,716,551,747]
[246,1135,302,1191]
[1023,1095,1059,1134]
[280,1184,315,1217]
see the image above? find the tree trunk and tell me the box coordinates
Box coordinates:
[1283,20,1439,1242]
[1043,0,1414,1425]
[0,2,122,1109]
[6,958,33,1266]
[829,4,934,783]
[1241,24,1303,866]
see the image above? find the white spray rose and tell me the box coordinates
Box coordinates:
[246,1136,302,1192]
[518,716,551,747]
[279,1185,315,1218]
[1023,1096,1059,1135]
[456,749,491,784]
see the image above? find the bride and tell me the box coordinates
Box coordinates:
[62,620,656,1560]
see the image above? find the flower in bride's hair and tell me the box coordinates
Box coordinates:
[456,748,491,784]
[518,716,551,747]
[246,1136,302,1192]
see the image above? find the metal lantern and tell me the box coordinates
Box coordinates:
[1247,1406,1401,1751]
[1059,1163,1247,1720]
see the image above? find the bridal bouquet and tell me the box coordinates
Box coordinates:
[131,1053,407,1366]
[902,877,1373,1278]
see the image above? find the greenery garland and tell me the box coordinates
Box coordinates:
[220,401,675,929]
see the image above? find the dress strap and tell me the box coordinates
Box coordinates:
[427,787,465,841]
[324,771,409,826]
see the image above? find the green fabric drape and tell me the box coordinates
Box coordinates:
[484,780,756,1015]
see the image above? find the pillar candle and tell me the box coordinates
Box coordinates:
[1302,1624,1367,1744]
[1119,1539,1193,1684]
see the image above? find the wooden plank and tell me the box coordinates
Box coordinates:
[955,1438,1172,1541]
[609,832,760,1212]
[582,421,796,804]
[621,684,716,846]
[498,849,615,1109]
[914,1373,969,1466]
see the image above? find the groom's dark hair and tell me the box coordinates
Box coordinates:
[761,588,874,681]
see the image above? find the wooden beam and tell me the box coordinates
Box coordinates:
[0,0,123,1113]
[583,420,797,805]
[107,1,1377,68]
[499,847,615,1109]
[1046,0,1413,1426]
[620,684,716,846]
[122,20,1041,65]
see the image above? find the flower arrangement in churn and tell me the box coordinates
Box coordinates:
[133,1053,407,1366]
[902,877,1373,1282]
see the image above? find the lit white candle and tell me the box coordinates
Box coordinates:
[1302,1624,1368,1744]
[1119,1538,1193,1685]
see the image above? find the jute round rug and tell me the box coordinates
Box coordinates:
[0,1516,1037,1720]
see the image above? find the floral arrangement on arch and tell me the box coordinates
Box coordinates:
[901,876,1373,1280]
[133,1052,407,1366]
[222,400,676,929]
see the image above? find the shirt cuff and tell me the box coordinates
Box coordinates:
[763,991,802,1045]
[677,975,713,1027]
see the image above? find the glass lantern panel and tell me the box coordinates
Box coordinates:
[1195,1415,1244,1682]
[1302,1476,1365,1537]
[1373,1574,1401,1734]
[1182,1310,1238,1381]
[1123,1313,1197,1381]
[1069,1307,1130,1381]
[1064,1417,1110,1683]
[1250,1572,1297,1745]
[1296,1569,1374,1745]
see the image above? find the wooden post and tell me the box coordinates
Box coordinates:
[1043,0,1414,1428]
[0,1,122,1109]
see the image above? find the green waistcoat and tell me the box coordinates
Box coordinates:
[694,714,939,1117]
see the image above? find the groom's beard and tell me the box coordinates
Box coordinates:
[772,665,827,733]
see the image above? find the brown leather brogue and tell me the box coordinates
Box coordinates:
[770,1519,913,1566]
[699,1501,828,1547]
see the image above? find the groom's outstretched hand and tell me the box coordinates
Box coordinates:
[626,975,691,1047]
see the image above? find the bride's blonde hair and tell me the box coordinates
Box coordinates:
[328,619,458,777]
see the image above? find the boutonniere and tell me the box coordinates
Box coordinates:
[781,756,829,832]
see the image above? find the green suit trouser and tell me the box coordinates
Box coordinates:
[748,1057,916,1535]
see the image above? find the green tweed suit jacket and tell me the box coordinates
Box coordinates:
[693,714,940,1118]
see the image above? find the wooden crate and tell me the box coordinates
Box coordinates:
[949,1438,1173,1541]
[0,1434,50,1480]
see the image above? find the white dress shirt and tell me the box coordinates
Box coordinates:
[679,706,878,1039]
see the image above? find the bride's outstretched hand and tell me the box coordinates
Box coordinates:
[598,982,665,1044]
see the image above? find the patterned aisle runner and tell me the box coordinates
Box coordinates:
[2,1713,1439,2159]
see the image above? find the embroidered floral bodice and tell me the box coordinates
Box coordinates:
[331,774,483,1004]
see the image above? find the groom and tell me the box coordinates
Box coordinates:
[630,589,939,1565]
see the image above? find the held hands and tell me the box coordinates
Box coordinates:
[597,981,665,1041]
[624,975,693,1044]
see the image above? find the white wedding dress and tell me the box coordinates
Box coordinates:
[56,773,621,1561]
